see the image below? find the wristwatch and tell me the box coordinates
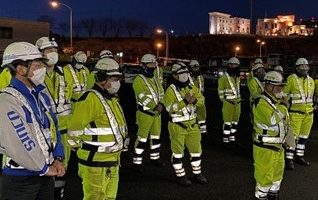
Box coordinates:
[54,157,64,162]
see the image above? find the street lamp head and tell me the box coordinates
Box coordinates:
[257,39,261,43]
[261,41,265,45]
[156,29,163,34]
[235,46,240,51]
[157,43,162,49]
[50,1,59,8]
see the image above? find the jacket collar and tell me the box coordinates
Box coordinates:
[11,77,45,99]
[264,91,278,105]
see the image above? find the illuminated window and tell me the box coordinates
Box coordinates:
[0,27,12,39]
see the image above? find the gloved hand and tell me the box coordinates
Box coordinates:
[184,92,197,104]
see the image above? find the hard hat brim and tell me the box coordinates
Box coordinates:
[107,71,123,76]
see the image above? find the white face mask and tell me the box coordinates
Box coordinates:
[107,80,121,94]
[75,63,84,69]
[178,73,189,83]
[46,52,58,66]
[30,67,47,86]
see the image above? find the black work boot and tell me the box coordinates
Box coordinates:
[131,164,144,173]
[192,173,208,184]
[295,156,310,166]
[177,176,192,187]
[268,193,280,200]
[150,159,166,168]
[285,159,295,170]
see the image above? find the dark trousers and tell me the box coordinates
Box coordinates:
[0,175,54,200]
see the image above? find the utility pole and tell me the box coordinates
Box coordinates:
[250,0,253,34]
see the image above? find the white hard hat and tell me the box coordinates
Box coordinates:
[35,37,58,50]
[252,63,264,72]
[172,62,188,74]
[295,58,308,66]
[264,71,285,86]
[274,65,283,73]
[2,42,44,67]
[74,51,87,64]
[99,50,113,59]
[141,54,156,63]
[254,58,263,64]
[94,58,122,76]
[189,60,200,68]
[228,57,240,65]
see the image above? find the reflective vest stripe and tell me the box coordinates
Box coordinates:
[291,74,313,104]
[55,66,71,115]
[189,76,204,93]
[69,65,87,93]
[85,90,126,153]
[225,73,240,99]
[254,77,264,93]
[139,75,159,105]
[254,95,286,144]
[198,76,204,93]
[170,84,196,122]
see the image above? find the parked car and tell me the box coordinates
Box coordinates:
[121,63,143,83]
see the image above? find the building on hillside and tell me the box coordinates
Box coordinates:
[256,15,314,36]
[209,12,250,35]
[0,17,49,52]
[288,25,313,36]
[299,17,318,35]
[230,17,251,34]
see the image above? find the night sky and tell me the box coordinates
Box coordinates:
[0,0,317,34]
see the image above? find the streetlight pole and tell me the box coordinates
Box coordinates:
[257,39,265,58]
[234,46,240,57]
[156,29,169,66]
[156,43,162,58]
[50,1,73,48]
[250,0,253,34]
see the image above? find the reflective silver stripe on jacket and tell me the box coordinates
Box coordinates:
[55,66,71,116]
[189,76,204,93]
[198,76,204,93]
[139,75,159,106]
[225,72,240,99]
[86,89,125,153]
[69,65,87,93]
[290,74,313,104]
[254,95,286,144]
[254,77,264,93]
[83,126,127,136]
[170,84,196,122]
[2,87,54,165]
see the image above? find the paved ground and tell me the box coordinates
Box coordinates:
[65,83,318,200]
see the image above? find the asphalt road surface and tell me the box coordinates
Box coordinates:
[64,82,318,200]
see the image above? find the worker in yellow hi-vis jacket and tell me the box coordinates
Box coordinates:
[188,60,207,133]
[164,62,207,186]
[132,54,165,171]
[218,57,241,143]
[67,58,128,200]
[283,58,315,170]
[253,71,294,200]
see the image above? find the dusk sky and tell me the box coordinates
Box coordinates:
[1,0,317,34]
